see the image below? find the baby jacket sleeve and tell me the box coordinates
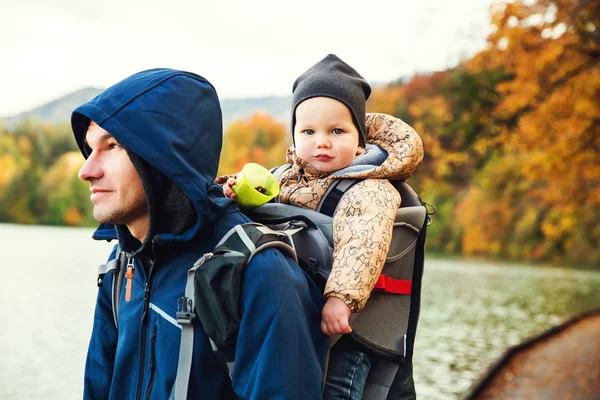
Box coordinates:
[323,179,401,312]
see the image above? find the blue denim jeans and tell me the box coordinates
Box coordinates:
[323,344,373,400]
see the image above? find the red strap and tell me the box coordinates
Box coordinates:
[373,274,412,294]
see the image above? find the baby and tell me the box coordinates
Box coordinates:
[220,54,423,398]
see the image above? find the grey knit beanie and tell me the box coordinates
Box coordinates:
[291,54,371,146]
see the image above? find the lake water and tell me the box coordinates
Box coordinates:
[1,224,599,399]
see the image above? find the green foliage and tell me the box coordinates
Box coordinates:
[0,120,93,226]
[2,0,598,269]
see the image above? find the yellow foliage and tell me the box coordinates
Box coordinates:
[367,87,404,115]
[17,136,32,154]
[0,153,18,190]
[43,152,85,191]
[219,113,289,176]
[63,206,83,226]
[2,0,598,265]
[6,196,36,224]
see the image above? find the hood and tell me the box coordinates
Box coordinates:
[72,68,235,247]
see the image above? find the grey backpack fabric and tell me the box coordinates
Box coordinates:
[248,177,432,399]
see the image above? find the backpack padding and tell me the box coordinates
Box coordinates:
[344,204,426,362]
[249,184,426,361]
[390,207,428,258]
[362,358,400,400]
[393,181,421,208]
[287,223,334,291]
[246,203,334,244]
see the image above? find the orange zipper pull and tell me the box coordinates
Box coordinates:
[125,257,135,302]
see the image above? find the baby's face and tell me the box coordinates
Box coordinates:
[293,97,363,173]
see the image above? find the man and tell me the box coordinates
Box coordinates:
[72,68,327,399]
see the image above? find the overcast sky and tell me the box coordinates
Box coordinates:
[1,0,496,116]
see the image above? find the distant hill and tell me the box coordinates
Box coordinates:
[1,87,104,129]
[220,96,291,129]
[1,88,291,131]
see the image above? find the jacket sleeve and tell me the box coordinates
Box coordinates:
[365,113,424,180]
[233,248,327,400]
[83,247,119,400]
[324,179,401,312]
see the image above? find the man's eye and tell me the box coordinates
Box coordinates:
[108,142,120,150]
[304,129,315,135]
[332,128,343,134]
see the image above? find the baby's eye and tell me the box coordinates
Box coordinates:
[332,128,343,134]
[303,129,315,135]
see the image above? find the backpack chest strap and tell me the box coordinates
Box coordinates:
[373,275,412,295]
[317,178,363,217]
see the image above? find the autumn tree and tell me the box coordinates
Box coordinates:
[218,113,290,176]
[42,152,95,226]
[461,0,600,264]
[0,120,90,226]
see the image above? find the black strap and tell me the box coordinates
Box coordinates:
[318,179,363,217]
[111,250,126,329]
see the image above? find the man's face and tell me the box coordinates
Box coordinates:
[78,121,147,227]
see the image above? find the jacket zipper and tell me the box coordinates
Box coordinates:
[125,256,135,302]
[135,257,155,400]
[297,167,304,183]
[144,326,158,400]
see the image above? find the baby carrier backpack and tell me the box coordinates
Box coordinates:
[98,175,433,400]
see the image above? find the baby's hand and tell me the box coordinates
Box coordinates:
[222,177,237,199]
[321,296,352,336]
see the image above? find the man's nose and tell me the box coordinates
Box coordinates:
[78,153,102,182]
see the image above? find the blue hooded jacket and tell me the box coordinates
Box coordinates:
[72,69,327,399]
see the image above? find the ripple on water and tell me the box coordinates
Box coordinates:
[1,226,599,400]
[413,258,600,399]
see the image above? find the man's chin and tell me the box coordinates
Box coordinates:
[93,208,120,225]
[93,206,148,227]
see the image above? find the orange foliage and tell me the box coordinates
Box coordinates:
[368,86,404,116]
[364,0,600,265]
[63,206,83,226]
[2,1,598,264]
[459,0,600,264]
[218,113,290,176]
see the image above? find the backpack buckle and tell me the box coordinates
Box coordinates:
[423,201,437,226]
[176,296,195,325]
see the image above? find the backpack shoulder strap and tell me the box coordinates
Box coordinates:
[216,222,298,263]
[270,164,292,181]
[97,245,125,329]
[174,222,299,400]
[317,178,363,217]
[111,251,127,329]
[270,164,293,203]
